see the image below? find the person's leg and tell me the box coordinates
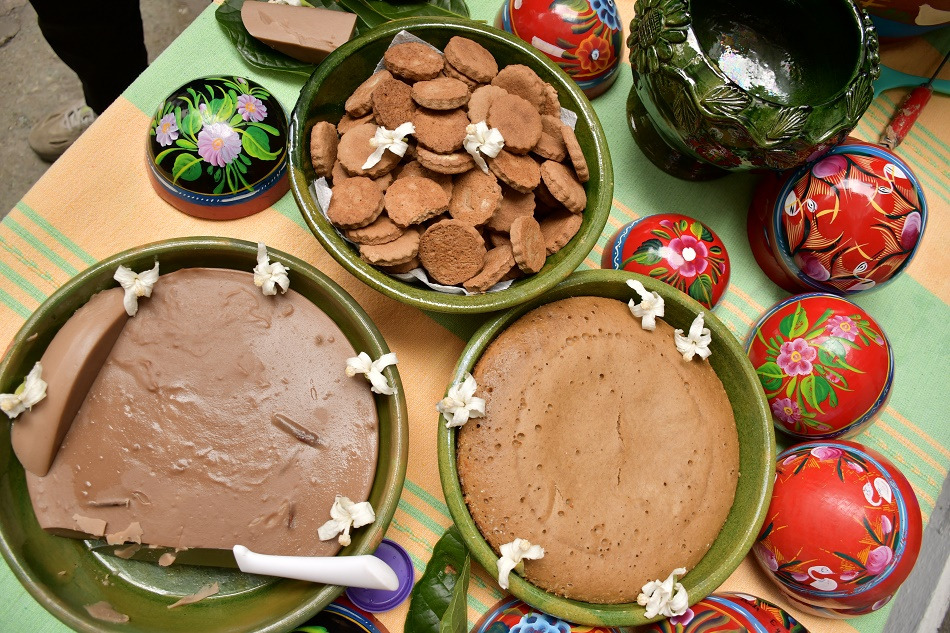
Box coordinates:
[30,0,148,114]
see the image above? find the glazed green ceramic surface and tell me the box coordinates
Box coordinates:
[289,18,613,313]
[626,0,880,179]
[0,237,408,633]
[437,270,775,627]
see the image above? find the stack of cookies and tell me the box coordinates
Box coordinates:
[309,34,590,294]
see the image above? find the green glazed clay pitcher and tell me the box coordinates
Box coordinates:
[626,0,880,180]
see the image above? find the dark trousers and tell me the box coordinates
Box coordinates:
[29,1,148,114]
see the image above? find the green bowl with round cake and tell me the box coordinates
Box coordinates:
[0,237,408,633]
[288,18,612,314]
[437,269,775,627]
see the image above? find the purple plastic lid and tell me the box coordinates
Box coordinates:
[346,539,414,612]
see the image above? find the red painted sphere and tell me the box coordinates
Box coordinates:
[496,0,623,99]
[747,140,927,295]
[472,597,621,632]
[638,592,808,632]
[747,293,892,440]
[754,441,923,618]
[602,213,730,309]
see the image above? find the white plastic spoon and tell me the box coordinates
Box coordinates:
[232,545,400,591]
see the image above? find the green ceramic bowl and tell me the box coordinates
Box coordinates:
[437,270,775,627]
[0,237,408,633]
[289,18,613,313]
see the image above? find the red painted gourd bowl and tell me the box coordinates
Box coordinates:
[496,0,623,98]
[601,213,730,309]
[748,140,927,295]
[753,440,923,618]
[638,592,808,632]
[747,293,893,440]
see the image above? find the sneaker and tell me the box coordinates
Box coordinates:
[28,101,97,162]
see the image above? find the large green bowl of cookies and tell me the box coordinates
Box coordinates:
[289,18,612,313]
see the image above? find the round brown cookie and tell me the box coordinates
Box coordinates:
[442,61,479,91]
[337,112,375,135]
[372,77,416,130]
[534,179,565,212]
[416,146,475,174]
[345,213,404,245]
[443,36,498,84]
[510,215,546,273]
[449,170,502,226]
[360,227,421,266]
[385,176,450,227]
[411,77,470,110]
[327,177,384,229]
[491,65,546,111]
[419,219,487,285]
[337,123,401,178]
[540,160,587,213]
[540,82,561,116]
[463,245,516,293]
[331,160,350,185]
[414,108,468,153]
[488,93,542,155]
[532,115,567,161]
[379,257,420,274]
[384,42,444,81]
[487,188,535,232]
[500,265,524,281]
[540,209,583,255]
[373,171,394,193]
[395,160,453,198]
[560,124,589,182]
[487,230,512,249]
[309,121,339,178]
[487,150,541,194]
[345,70,392,117]
[467,85,507,124]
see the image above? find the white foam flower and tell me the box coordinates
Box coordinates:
[626,278,665,331]
[674,312,712,361]
[363,122,415,170]
[317,495,376,546]
[637,567,689,618]
[114,262,160,317]
[0,362,48,419]
[497,538,544,590]
[464,121,505,173]
[253,242,290,296]
[346,352,398,395]
[437,372,486,428]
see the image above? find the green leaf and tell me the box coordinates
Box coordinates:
[620,238,663,267]
[813,375,832,405]
[688,274,713,306]
[230,113,244,127]
[833,551,867,569]
[438,556,469,633]
[406,526,470,633]
[778,302,809,339]
[709,244,722,254]
[180,108,202,136]
[800,375,819,410]
[242,126,280,160]
[648,267,668,277]
[701,225,714,242]
[176,139,197,150]
[172,153,202,182]
[689,221,703,240]
[757,362,783,391]
[153,147,178,165]
[248,121,281,136]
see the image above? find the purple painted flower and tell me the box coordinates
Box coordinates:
[865,545,894,574]
[756,543,779,571]
[197,122,242,167]
[810,446,844,461]
[826,315,858,341]
[238,94,267,122]
[798,253,831,281]
[900,211,922,250]
[663,234,709,278]
[881,515,893,536]
[771,398,802,426]
[777,338,817,377]
[155,113,178,147]
[670,608,695,626]
[812,154,848,178]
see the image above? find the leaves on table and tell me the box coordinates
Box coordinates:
[215,0,471,76]
[405,525,472,633]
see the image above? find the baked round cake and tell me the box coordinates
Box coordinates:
[457,296,739,603]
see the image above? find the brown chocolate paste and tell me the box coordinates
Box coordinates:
[26,268,378,556]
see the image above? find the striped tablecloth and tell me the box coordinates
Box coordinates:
[1,2,948,632]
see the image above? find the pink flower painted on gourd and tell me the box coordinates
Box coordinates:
[238,94,267,122]
[826,315,858,341]
[799,253,831,281]
[756,543,779,571]
[771,398,802,426]
[865,545,894,574]
[197,122,242,167]
[669,608,695,626]
[663,235,709,278]
[810,446,843,460]
[777,338,817,377]
[839,570,860,581]
[900,211,921,250]
[812,154,848,178]
[155,113,178,147]
[881,515,893,536]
